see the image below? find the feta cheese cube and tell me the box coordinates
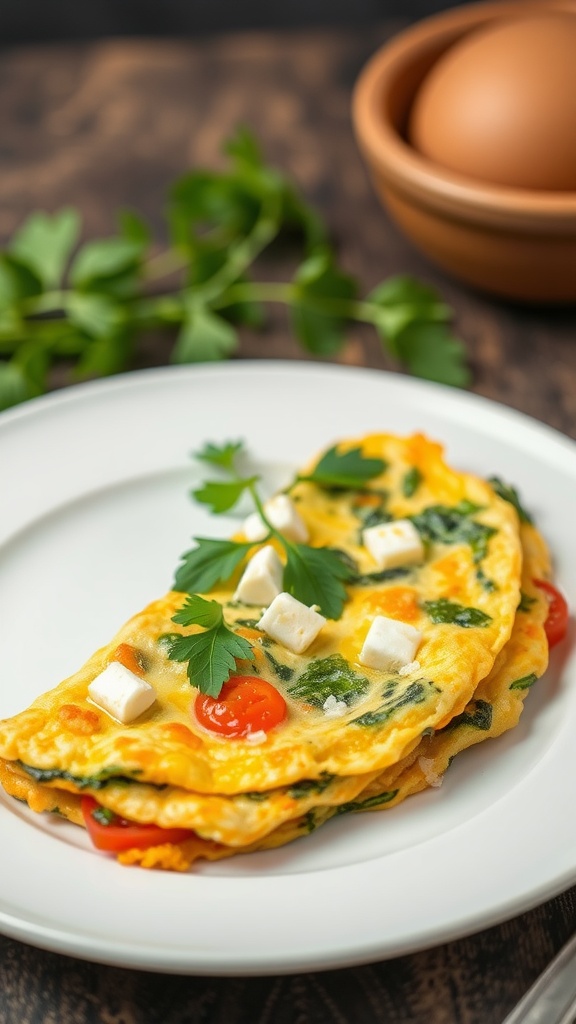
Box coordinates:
[258,592,326,654]
[88,661,156,724]
[243,494,309,543]
[233,545,283,606]
[362,519,424,570]
[323,694,348,719]
[359,615,422,672]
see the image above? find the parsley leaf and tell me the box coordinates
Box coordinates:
[11,208,79,289]
[192,476,259,513]
[282,542,350,619]
[299,445,387,490]
[173,537,253,594]
[167,594,254,695]
[396,322,471,388]
[195,440,245,470]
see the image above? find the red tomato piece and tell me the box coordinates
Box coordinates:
[81,796,194,852]
[194,675,287,738]
[534,579,569,648]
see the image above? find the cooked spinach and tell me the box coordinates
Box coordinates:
[336,789,398,814]
[510,673,538,691]
[351,680,428,726]
[518,591,536,613]
[488,477,533,524]
[402,467,422,498]
[18,762,142,790]
[411,503,496,564]
[288,773,336,799]
[446,699,493,731]
[476,567,497,593]
[288,654,370,708]
[91,806,116,825]
[299,810,317,833]
[263,649,294,682]
[348,566,413,587]
[352,492,391,540]
[424,598,492,628]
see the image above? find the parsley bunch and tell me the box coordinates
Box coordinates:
[0,128,469,412]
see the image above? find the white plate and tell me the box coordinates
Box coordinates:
[0,361,575,975]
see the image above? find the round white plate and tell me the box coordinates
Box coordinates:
[0,361,575,975]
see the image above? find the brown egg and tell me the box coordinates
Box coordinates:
[409,13,576,191]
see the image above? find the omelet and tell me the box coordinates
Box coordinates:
[0,520,549,871]
[0,432,539,867]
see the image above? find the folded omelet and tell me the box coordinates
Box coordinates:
[0,432,552,870]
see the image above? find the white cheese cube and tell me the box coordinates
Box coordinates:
[362,519,424,570]
[88,662,156,724]
[258,592,326,654]
[243,494,309,543]
[233,545,283,605]
[323,694,348,719]
[359,615,422,672]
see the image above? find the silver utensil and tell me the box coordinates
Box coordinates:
[502,930,576,1023]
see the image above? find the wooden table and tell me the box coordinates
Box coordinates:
[0,23,575,1024]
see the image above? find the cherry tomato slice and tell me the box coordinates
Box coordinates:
[534,579,569,648]
[194,675,287,738]
[81,796,194,852]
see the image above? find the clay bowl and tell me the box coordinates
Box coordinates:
[352,0,576,302]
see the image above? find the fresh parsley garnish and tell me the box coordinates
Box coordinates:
[192,475,260,514]
[173,538,254,594]
[195,440,245,470]
[281,542,350,620]
[167,594,254,696]
[297,445,387,490]
[0,129,469,413]
[179,440,355,618]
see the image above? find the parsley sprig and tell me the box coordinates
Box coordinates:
[167,594,255,696]
[0,128,469,412]
[173,439,385,619]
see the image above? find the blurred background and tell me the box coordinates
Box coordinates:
[2,0,463,43]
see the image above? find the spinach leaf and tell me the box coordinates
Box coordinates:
[336,789,398,814]
[411,503,496,564]
[288,654,370,708]
[263,649,294,682]
[348,565,412,587]
[351,680,428,726]
[18,762,142,789]
[445,699,492,731]
[402,467,422,498]
[489,477,533,524]
[424,598,492,628]
[518,592,536,613]
[288,773,336,799]
[510,673,538,691]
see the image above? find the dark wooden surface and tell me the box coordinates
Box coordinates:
[0,24,575,1024]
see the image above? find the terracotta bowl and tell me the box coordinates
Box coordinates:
[352,0,576,302]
